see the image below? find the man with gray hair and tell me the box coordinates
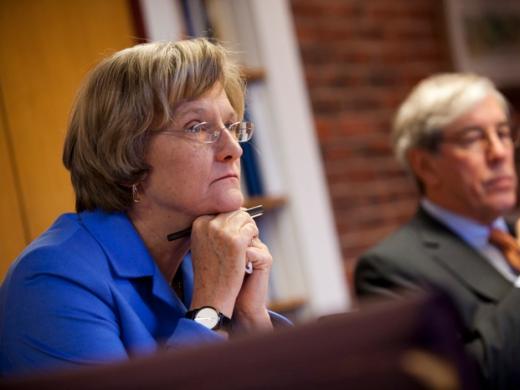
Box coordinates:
[355,73,520,388]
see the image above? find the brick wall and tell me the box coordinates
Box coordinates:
[289,0,452,283]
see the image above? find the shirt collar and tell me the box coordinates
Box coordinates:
[421,198,508,249]
[78,209,156,278]
[78,209,186,309]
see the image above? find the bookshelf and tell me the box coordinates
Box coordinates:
[243,195,287,211]
[241,67,266,83]
[138,0,350,320]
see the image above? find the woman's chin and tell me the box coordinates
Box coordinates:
[216,190,244,213]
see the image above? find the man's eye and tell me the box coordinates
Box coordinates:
[459,130,485,144]
[497,124,512,139]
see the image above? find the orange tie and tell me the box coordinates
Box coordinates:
[489,228,520,273]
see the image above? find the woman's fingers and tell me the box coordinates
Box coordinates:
[189,209,264,315]
[245,244,272,271]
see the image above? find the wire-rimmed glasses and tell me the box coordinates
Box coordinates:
[162,121,254,144]
[440,122,519,153]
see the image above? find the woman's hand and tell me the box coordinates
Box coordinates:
[189,209,262,319]
[233,236,273,333]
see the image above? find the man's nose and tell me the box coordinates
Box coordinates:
[486,131,509,160]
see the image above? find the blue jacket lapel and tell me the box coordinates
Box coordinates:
[78,209,181,309]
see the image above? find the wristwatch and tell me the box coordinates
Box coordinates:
[186,306,232,331]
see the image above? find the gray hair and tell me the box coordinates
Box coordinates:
[392,73,509,173]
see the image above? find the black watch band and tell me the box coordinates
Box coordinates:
[186,306,232,331]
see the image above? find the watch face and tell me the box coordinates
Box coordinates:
[193,307,220,329]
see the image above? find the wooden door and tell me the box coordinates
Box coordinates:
[0,0,137,278]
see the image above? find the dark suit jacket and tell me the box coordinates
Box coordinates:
[355,207,520,389]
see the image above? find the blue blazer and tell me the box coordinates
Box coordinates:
[0,210,223,376]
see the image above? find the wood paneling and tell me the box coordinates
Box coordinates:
[0,90,26,274]
[0,0,136,276]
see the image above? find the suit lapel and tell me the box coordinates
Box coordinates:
[79,209,181,310]
[414,208,510,302]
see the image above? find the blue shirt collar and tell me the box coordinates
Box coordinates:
[78,209,156,278]
[78,209,187,309]
[421,198,508,249]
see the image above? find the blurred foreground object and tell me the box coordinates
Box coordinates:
[2,292,478,389]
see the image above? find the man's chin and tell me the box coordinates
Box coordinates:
[487,194,517,215]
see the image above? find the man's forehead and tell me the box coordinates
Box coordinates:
[444,97,507,130]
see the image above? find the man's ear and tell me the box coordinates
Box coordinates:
[407,148,441,189]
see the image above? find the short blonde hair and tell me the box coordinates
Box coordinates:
[63,38,245,212]
[393,73,509,172]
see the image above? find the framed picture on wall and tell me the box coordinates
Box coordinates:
[444,0,520,87]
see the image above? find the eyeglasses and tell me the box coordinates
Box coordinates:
[162,121,254,144]
[440,122,518,153]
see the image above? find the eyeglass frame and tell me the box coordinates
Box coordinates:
[438,121,519,153]
[160,121,254,144]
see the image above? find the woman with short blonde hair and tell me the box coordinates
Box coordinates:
[1,38,287,377]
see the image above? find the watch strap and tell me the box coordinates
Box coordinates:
[186,306,232,331]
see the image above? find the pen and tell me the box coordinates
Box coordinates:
[166,205,264,241]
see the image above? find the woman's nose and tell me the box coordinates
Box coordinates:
[215,125,243,161]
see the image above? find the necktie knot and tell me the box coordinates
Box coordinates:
[489,228,520,273]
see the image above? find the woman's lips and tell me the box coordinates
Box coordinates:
[212,174,239,184]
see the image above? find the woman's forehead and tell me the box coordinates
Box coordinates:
[174,89,235,117]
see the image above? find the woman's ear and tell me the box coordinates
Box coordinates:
[407,149,442,190]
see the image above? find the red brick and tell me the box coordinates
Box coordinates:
[290,0,451,275]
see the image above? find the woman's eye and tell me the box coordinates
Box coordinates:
[185,122,206,133]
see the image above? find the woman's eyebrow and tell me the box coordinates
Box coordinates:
[175,105,206,118]
[174,102,237,121]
